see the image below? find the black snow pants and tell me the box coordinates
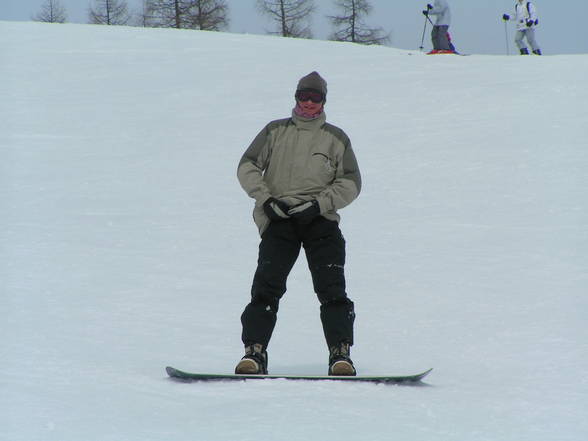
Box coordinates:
[431,25,451,51]
[241,217,355,350]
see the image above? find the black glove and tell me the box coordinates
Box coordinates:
[427,4,433,9]
[288,200,320,224]
[422,10,429,16]
[526,20,533,27]
[502,14,510,21]
[263,197,290,221]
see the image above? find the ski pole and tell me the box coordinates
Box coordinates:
[419,13,428,51]
[503,17,510,55]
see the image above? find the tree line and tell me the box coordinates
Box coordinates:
[33,0,390,45]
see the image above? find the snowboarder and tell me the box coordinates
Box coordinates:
[423,0,453,53]
[503,0,542,55]
[235,71,362,376]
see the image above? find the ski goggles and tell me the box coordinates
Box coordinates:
[295,90,325,103]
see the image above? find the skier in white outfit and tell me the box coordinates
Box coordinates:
[503,0,542,55]
[423,0,452,52]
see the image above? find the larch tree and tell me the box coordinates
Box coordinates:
[145,0,229,30]
[88,0,132,26]
[256,0,315,38]
[32,0,68,23]
[328,0,389,45]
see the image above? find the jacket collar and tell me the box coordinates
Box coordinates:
[291,109,326,130]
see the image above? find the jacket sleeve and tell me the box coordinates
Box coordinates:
[237,124,272,204]
[316,137,361,213]
[528,2,538,22]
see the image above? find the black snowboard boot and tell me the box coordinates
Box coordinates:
[235,343,268,374]
[520,48,530,55]
[533,49,542,55]
[328,342,356,376]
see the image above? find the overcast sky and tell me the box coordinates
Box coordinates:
[1,0,586,55]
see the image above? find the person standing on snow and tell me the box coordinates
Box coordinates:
[423,0,453,53]
[235,72,362,376]
[503,0,542,55]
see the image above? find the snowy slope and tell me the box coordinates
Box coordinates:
[1,21,587,441]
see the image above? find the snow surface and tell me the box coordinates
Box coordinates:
[1,21,587,441]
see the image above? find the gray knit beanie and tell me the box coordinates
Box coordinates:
[296,71,328,97]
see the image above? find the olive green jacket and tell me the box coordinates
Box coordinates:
[237,111,362,234]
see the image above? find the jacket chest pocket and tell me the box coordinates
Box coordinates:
[309,151,336,183]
